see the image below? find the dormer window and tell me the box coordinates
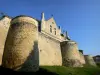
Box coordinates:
[54,28,56,35]
[50,25,52,33]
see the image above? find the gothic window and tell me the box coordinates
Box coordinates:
[54,28,56,35]
[50,25,52,33]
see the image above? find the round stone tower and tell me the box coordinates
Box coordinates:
[2,15,39,72]
[61,41,82,67]
[84,55,97,67]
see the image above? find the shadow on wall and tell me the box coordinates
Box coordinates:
[12,41,39,72]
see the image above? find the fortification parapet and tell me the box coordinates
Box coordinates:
[2,15,39,72]
[84,55,97,67]
[61,41,83,67]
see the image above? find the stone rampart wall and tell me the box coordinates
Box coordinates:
[38,32,62,66]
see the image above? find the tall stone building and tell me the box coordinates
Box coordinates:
[0,13,96,71]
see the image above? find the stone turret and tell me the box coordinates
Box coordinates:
[84,55,97,67]
[2,15,39,72]
[61,41,83,67]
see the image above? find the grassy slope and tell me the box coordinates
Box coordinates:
[0,66,100,75]
[40,66,100,75]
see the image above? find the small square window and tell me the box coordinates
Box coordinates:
[54,28,56,35]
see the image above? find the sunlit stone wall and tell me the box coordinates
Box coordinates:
[79,52,85,65]
[38,32,62,66]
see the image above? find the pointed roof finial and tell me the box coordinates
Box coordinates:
[65,31,71,40]
[41,12,45,20]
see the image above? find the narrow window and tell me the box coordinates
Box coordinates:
[54,28,56,35]
[50,25,52,33]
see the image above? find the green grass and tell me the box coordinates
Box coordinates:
[40,66,100,75]
[0,66,100,75]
